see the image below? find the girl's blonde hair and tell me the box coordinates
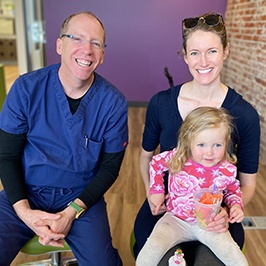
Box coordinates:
[168,106,237,173]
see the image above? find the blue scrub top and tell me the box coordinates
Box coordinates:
[0,64,128,189]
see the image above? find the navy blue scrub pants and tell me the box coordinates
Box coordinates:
[0,187,122,266]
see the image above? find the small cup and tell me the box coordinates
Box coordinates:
[193,188,222,229]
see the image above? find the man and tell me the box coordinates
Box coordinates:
[0,12,127,265]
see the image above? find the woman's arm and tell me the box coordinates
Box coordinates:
[139,148,166,215]
[238,172,256,207]
[139,148,155,196]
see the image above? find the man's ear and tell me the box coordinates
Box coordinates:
[99,50,105,65]
[56,38,63,55]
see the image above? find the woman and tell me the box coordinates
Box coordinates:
[133,12,260,265]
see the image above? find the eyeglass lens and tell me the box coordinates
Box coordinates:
[204,15,220,25]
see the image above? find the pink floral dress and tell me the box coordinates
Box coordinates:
[149,149,243,222]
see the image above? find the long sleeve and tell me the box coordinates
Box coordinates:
[0,129,27,204]
[213,161,243,209]
[78,150,125,208]
[221,164,243,208]
[149,149,175,194]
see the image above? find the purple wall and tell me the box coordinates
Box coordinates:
[43,1,227,102]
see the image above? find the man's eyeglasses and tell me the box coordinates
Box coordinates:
[60,34,107,50]
[183,14,223,29]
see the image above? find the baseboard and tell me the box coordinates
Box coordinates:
[242,216,266,229]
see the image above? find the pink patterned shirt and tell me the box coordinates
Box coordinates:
[149,149,243,222]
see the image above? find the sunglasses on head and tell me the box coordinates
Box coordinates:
[183,14,223,29]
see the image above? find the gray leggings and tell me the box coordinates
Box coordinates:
[136,212,248,266]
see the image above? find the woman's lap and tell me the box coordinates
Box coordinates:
[133,199,244,265]
[133,199,163,256]
[158,242,225,266]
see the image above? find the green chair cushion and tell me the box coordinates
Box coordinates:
[130,229,136,259]
[0,64,7,111]
[21,235,71,255]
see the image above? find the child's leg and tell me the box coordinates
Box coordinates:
[196,227,248,266]
[136,213,193,266]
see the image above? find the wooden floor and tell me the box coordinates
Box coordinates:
[2,65,266,265]
[2,64,19,94]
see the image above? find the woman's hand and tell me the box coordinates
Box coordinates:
[206,206,229,233]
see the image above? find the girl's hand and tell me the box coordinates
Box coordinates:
[229,204,244,223]
[148,194,166,216]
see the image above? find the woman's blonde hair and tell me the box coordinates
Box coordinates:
[168,106,237,173]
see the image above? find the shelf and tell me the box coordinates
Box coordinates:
[0,35,16,39]
[0,14,14,19]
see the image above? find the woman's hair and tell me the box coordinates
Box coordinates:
[182,12,228,55]
[168,106,237,173]
[60,11,106,42]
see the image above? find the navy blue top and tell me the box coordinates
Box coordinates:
[142,84,260,174]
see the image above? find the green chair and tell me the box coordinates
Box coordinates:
[130,230,136,259]
[0,64,7,111]
[20,234,77,266]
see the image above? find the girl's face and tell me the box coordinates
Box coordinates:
[184,30,229,86]
[190,124,227,167]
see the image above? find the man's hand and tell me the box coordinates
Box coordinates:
[13,199,65,247]
[35,199,86,246]
[35,205,77,244]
